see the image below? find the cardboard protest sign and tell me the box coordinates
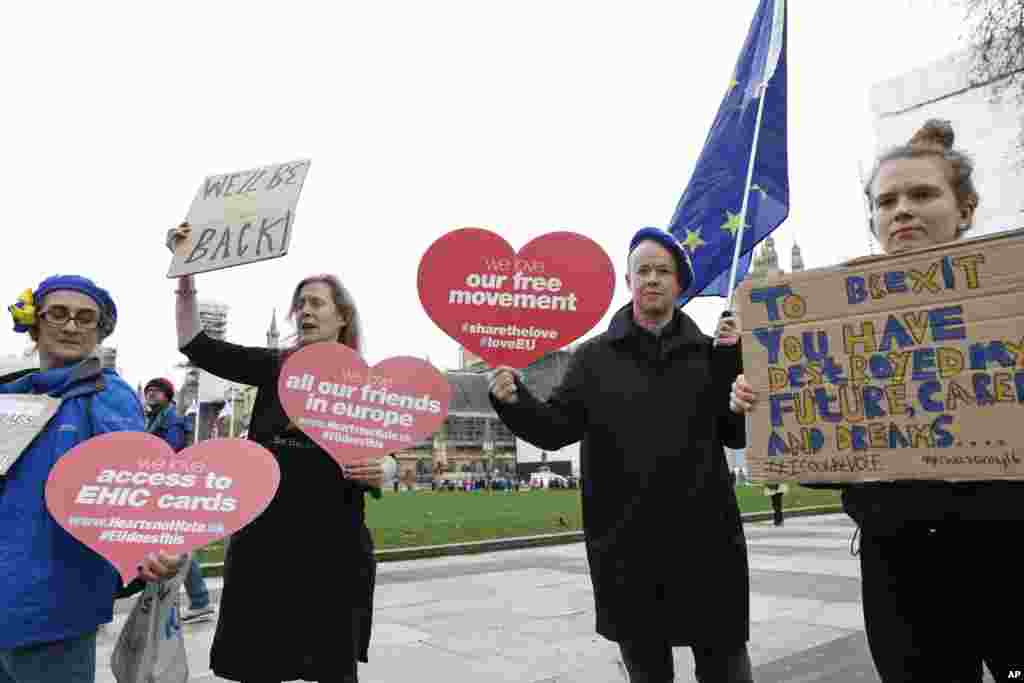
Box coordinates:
[737,228,1024,483]
[45,433,280,583]
[417,228,615,368]
[0,395,62,475]
[279,342,450,467]
[167,159,311,278]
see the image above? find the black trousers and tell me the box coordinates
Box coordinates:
[618,640,753,683]
[859,524,1022,682]
[770,493,784,526]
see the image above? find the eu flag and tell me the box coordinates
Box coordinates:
[670,0,789,305]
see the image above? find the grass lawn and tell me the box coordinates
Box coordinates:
[734,483,842,512]
[195,484,840,564]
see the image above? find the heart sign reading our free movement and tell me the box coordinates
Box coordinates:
[417,228,616,368]
[278,342,451,467]
[45,433,280,584]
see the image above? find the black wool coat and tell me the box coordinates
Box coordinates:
[493,304,750,646]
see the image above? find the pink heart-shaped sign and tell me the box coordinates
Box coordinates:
[418,228,616,368]
[278,342,451,466]
[45,433,280,583]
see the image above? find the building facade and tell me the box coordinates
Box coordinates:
[97,346,117,373]
[391,346,576,485]
[266,309,280,350]
[869,49,1024,237]
[177,300,241,439]
[198,301,229,341]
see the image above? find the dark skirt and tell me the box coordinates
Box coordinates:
[209,496,375,680]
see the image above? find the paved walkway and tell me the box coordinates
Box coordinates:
[95,514,997,682]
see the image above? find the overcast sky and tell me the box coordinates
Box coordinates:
[2,0,968,390]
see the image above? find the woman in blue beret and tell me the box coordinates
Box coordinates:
[0,275,184,683]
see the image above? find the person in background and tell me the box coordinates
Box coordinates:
[143,376,215,623]
[1,275,183,683]
[762,483,786,527]
[735,119,1021,682]
[143,377,186,450]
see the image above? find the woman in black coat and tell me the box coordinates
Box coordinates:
[738,119,1023,682]
[169,226,395,683]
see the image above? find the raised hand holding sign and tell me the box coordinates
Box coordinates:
[418,228,616,368]
[167,159,311,278]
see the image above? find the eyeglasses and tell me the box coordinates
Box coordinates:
[38,306,101,330]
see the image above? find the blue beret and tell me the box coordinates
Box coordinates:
[628,227,694,293]
[33,275,117,335]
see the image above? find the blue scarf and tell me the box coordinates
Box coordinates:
[2,363,78,397]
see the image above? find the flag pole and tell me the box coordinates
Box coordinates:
[723,0,786,311]
[723,82,770,311]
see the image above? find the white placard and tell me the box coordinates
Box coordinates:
[167,159,311,277]
[0,394,63,475]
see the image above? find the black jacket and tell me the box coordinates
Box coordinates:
[493,304,749,645]
[841,478,1024,534]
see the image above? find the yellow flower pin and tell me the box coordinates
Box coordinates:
[8,288,37,330]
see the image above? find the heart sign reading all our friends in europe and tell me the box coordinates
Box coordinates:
[45,433,280,584]
[417,228,616,368]
[278,342,451,467]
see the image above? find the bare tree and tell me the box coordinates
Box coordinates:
[965,0,1024,154]
[966,0,1024,89]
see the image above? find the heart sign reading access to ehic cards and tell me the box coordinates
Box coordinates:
[278,342,451,467]
[417,228,615,368]
[45,432,280,584]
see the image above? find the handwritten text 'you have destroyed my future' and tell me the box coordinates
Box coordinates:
[750,254,1024,474]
